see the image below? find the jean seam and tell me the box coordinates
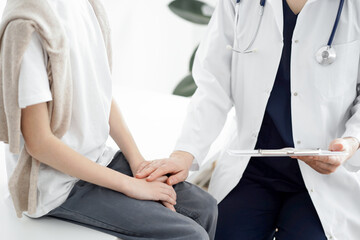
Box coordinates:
[56,206,144,237]
[175,205,201,225]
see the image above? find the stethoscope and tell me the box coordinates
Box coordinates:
[227,0,345,65]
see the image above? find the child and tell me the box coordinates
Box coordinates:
[0,0,217,239]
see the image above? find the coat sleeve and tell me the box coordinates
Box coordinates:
[174,0,235,170]
[342,50,360,172]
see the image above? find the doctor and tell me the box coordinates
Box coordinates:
[136,0,360,239]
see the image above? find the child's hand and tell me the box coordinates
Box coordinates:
[130,160,177,211]
[151,175,177,212]
[124,177,177,211]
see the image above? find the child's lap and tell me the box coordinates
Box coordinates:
[46,151,214,238]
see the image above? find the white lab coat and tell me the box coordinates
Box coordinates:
[175,0,360,239]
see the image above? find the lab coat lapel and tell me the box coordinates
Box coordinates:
[266,0,283,37]
[267,0,323,37]
[291,0,329,47]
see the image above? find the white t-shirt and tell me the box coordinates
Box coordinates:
[4,0,117,218]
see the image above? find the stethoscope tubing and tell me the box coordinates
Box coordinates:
[232,0,345,65]
[328,0,345,46]
[233,0,265,53]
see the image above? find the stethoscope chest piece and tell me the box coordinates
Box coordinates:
[316,46,336,65]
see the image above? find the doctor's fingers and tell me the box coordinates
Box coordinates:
[167,172,188,186]
[311,155,343,167]
[310,165,333,175]
[136,160,164,178]
[295,156,342,166]
[154,175,169,183]
[136,161,152,174]
[310,161,339,174]
[147,163,183,183]
[300,159,331,174]
[296,157,338,174]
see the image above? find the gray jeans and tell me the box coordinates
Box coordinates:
[46,151,218,240]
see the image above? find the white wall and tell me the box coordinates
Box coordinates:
[0,143,4,170]
[0,0,217,94]
[0,1,4,164]
[101,0,217,94]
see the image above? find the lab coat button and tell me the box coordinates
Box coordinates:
[297,140,301,145]
[294,40,299,43]
[293,92,298,96]
[310,189,314,193]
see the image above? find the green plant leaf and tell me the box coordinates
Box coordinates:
[168,0,214,25]
[173,74,197,97]
[189,45,199,72]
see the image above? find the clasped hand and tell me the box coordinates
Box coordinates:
[133,151,194,211]
[127,161,179,212]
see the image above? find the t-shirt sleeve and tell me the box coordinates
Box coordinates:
[18,32,52,109]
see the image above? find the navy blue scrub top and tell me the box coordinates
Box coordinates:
[243,0,306,192]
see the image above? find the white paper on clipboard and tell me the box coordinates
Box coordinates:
[227,148,348,157]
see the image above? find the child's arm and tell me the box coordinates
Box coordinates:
[108,99,177,211]
[21,102,176,205]
[108,99,145,175]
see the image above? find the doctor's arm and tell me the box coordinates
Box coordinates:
[108,99,177,211]
[136,0,235,185]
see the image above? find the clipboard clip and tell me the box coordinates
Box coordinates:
[258,148,322,156]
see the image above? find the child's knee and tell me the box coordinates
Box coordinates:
[190,224,210,240]
[201,194,218,226]
[207,195,218,218]
[197,188,218,217]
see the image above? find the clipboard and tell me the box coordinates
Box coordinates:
[227,148,348,157]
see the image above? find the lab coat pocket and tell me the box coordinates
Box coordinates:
[312,40,360,99]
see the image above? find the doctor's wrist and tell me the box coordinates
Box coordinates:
[343,137,360,151]
[170,151,194,170]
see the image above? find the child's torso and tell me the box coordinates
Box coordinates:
[5,0,117,218]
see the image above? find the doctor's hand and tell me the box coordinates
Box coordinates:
[135,151,194,186]
[293,137,359,175]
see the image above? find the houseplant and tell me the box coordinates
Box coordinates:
[168,0,214,97]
